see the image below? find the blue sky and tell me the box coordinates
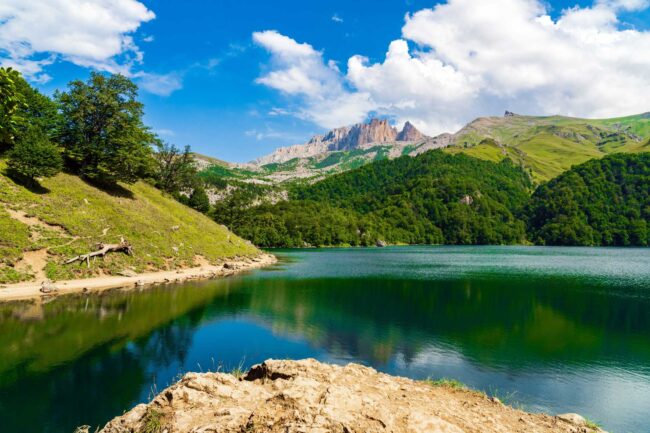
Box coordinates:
[2,0,650,162]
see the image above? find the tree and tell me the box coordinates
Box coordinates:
[57,72,155,185]
[0,67,26,151]
[188,185,210,213]
[14,74,61,141]
[7,126,63,181]
[153,141,198,194]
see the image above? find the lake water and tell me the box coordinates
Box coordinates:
[1,246,650,433]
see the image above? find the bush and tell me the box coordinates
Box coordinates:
[7,127,63,181]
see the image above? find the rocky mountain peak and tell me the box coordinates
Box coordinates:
[396,121,425,141]
[254,118,429,165]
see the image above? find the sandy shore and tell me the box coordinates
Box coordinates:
[0,253,277,303]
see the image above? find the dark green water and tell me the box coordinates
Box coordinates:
[1,246,650,433]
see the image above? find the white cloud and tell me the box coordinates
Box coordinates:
[0,0,155,82]
[136,72,183,96]
[253,30,373,128]
[254,0,650,135]
[332,14,344,23]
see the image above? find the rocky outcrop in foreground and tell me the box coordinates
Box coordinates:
[98,359,605,433]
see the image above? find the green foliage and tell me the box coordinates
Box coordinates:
[153,141,198,194]
[188,185,210,213]
[526,153,650,246]
[57,72,155,184]
[7,126,63,180]
[13,74,61,141]
[216,151,532,247]
[0,67,26,150]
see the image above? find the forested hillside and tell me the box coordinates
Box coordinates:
[526,153,650,246]
[214,152,533,247]
[213,149,650,248]
[0,67,258,284]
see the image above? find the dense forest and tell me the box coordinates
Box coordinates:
[526,153,650,246]
[211,152,650,248]
[212,152,533,247]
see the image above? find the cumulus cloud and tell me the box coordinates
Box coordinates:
[0,0,157,83]
[254,0,650,135]
[253,30,373,127]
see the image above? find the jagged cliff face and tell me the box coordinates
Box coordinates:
[255,118,426,165]
[397,121,425,141]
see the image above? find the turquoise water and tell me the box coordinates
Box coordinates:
[1,246,649,432]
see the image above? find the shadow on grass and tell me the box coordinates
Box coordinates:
[82,177,135,199]
[4,169,51,194]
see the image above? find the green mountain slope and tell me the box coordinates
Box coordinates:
[526,153,650,246]
[217,151,533,247]
[0,161,259,284]
[447,113,650,181]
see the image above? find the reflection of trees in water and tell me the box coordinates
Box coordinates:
[0,284,234,433]
[0,344,147,433]
[132,319,195,369]
[235,275,650,370]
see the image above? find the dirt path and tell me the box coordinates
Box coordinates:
[98,359,606,433]
[14,248,48,281]
[0,253,277,303]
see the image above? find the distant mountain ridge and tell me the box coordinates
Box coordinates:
[254,118,429,165]
[197,111,650,188]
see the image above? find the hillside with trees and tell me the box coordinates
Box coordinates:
[0,67,258,284]
[213,152,533,247]
[526,153,650,246]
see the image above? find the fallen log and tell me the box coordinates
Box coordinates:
[65,238,133,267]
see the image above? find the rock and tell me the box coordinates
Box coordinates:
[557,413,587,425]
[118,269,138,277]
[255,118,430,165]
[459,195,474,205]
[40,280,57,293]
[134,280,145,287]
[489,396,503,405]
[170,225,180,232]
[396,121,425,141]
[99,359,595,433]
[223,262,234,270]
[376,240,388,248]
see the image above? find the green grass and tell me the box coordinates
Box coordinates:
[0,160,259,283]
[229,359,247,379]
[141,408,164,433]
[446,113,650,182]
[584,418,601,430]
[423,377,467,390]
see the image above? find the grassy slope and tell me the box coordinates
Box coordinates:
[0,161,258,284]
[447,113,650,182]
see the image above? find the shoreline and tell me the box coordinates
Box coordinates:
[0,252,277,303]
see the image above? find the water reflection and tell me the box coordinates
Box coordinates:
[0,247,649,433]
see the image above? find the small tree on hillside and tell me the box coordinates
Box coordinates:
[57,72,155,185]
[8,126,63,181]
[154,141,198,194]
[188,185,211,213]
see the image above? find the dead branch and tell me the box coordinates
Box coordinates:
[65,237,133,267]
